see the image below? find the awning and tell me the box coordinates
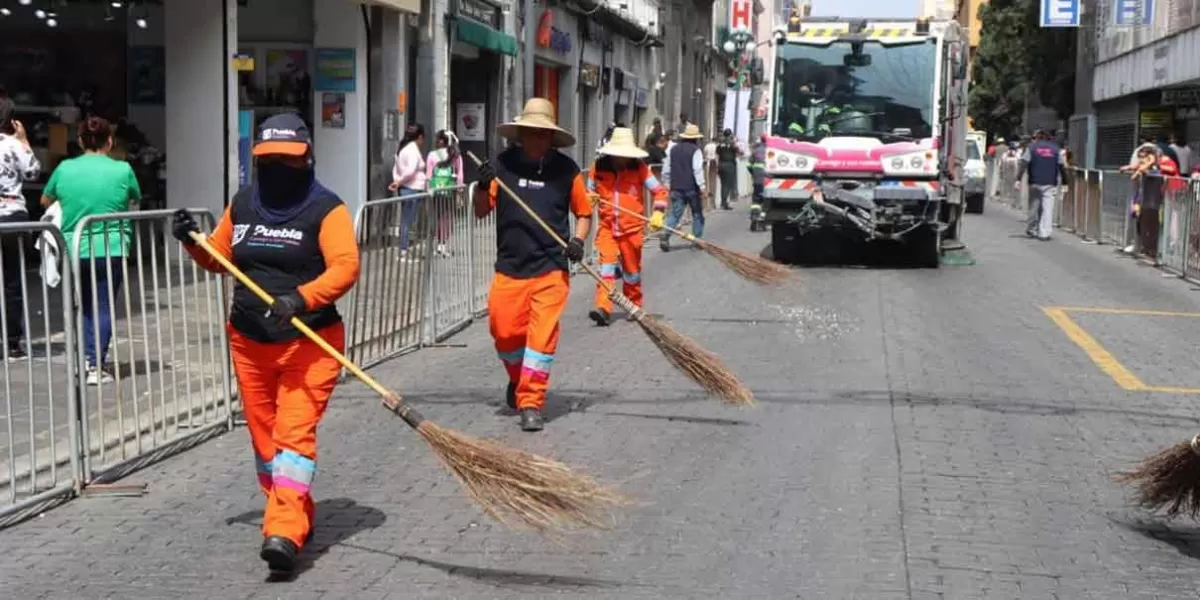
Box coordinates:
[456,19,519,57]
[358,0,421,15]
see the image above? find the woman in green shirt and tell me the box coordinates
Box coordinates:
[41,116,141,385]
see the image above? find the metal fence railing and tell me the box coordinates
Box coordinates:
[0,156,740,528]
[987,156,1200,287]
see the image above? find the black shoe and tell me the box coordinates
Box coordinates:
[588,308,611,327]
[260,535,299,574]
[505,382,517,410]
[519,408,544,432]
[6,344,26,362]
[659,236,670,252]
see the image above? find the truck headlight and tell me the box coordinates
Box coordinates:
[882,151,937,176]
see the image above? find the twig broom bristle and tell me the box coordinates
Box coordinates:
[1114,434,1200,519]
[692,237,795,286]
[415,419,632,534]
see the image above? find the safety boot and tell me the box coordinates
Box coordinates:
[505,381,517,410]
[519,408,544,432]
[588,308,611,327]
[260,535,299,574]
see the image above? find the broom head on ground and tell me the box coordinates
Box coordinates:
[609,290,755,407]
[1113,433,1200,519]
[590,194,795,287]
[686,234,794,286]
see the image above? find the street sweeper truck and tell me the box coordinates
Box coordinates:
[759,14,970,267]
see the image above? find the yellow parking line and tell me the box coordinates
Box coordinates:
[1049,306,1200,318]
[1042,307,1148,391]
[1144,385,1200,394]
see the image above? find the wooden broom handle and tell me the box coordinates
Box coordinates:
[465,152,615,290]
[590,194,693,240]
[187,231,394,402]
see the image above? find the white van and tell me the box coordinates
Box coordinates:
[963,132,987,213]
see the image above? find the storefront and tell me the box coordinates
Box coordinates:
[612,68,635,127]
[578,17,611,166]
[576,63,602,166]
[449,0,516,180]
[1093,97,1138,168]
[1,0,415,222]
[532,6,576,132]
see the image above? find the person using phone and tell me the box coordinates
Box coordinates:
[0,96,42,360]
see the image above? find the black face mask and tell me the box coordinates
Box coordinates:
[255,162,314,208]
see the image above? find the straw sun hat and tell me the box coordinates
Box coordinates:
[497,98,576,148]
[597,127,647,159]
[677,123,704,139]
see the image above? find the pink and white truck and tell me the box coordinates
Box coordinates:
[758,15,969,267]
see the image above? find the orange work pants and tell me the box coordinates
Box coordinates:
[229,322,344,549]
[593,226,644,313]
[487,270,570,411]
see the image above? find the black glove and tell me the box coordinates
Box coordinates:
[266,291,306,323]
[172,209,200,245]
[477,160,496,187]
[565,237,586,263]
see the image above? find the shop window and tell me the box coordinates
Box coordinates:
[534,65,561,121]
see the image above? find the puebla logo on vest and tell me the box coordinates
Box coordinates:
[233,223,305,247]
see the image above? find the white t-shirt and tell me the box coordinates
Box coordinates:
[0,133,41,216]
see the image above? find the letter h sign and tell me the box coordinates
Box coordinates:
[730,0,751,32]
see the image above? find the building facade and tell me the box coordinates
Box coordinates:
[1084,0,1200,168]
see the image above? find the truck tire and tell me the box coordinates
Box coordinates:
[965,193,984,214]
[912,224,941,268]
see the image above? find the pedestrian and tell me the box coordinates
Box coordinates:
[644,132,667,176]
[425,129,463,258]
[748,133,767,224]
[1128,145,1165,265]
[40,116,139,384]
[1120,140,1161,253]
[0,96,40,361]
[1156,133,1180,167]
[389,123,427,261]
[586,127,667,326]
[170,112,360,575]
[1170,132,1192,174]
[472,98,593,432]
[715,129,741,210]
[1015,128,1069,241]
[659,123,707,251]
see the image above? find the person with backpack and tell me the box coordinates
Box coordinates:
[425,130,463,258]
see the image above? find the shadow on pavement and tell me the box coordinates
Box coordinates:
[337,541,630,590]
[590,410,754,427]
[1112,518,1200,561]
[224,497,387,582]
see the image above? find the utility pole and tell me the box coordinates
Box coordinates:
[523,0,536,102]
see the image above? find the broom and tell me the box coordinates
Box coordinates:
[467,152,754,407]
[591,194,794,286]
[187,231,628,535]
[1113,433,1200,519]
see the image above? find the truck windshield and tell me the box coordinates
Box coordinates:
[772,40,936,142]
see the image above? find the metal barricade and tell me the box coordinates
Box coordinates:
[346,190,439,369]
[0,222,82,526]
[425,184,484,342]
[70,210,234,484]
[1098,169,1134,247]
[1159,176,1193,274]
[1186,180,1200,282]
[468,183,497,314]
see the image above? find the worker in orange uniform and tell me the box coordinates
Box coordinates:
[473,98,593,432]
[170,113,360,576]
[586,127,667,326]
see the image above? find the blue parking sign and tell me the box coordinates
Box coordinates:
[1114,0,1153,26]
[1040,0,1080,27]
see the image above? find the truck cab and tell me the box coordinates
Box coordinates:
[760,16,970,268]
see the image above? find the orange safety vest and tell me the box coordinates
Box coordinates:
[588,161,668,236]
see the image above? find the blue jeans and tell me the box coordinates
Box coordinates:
[399,187,424,250]
[663,189,704,239]
[79,257,124,368]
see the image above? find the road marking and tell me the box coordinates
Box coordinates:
[1048,306,1200,318]
[1042,306,1148,391]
